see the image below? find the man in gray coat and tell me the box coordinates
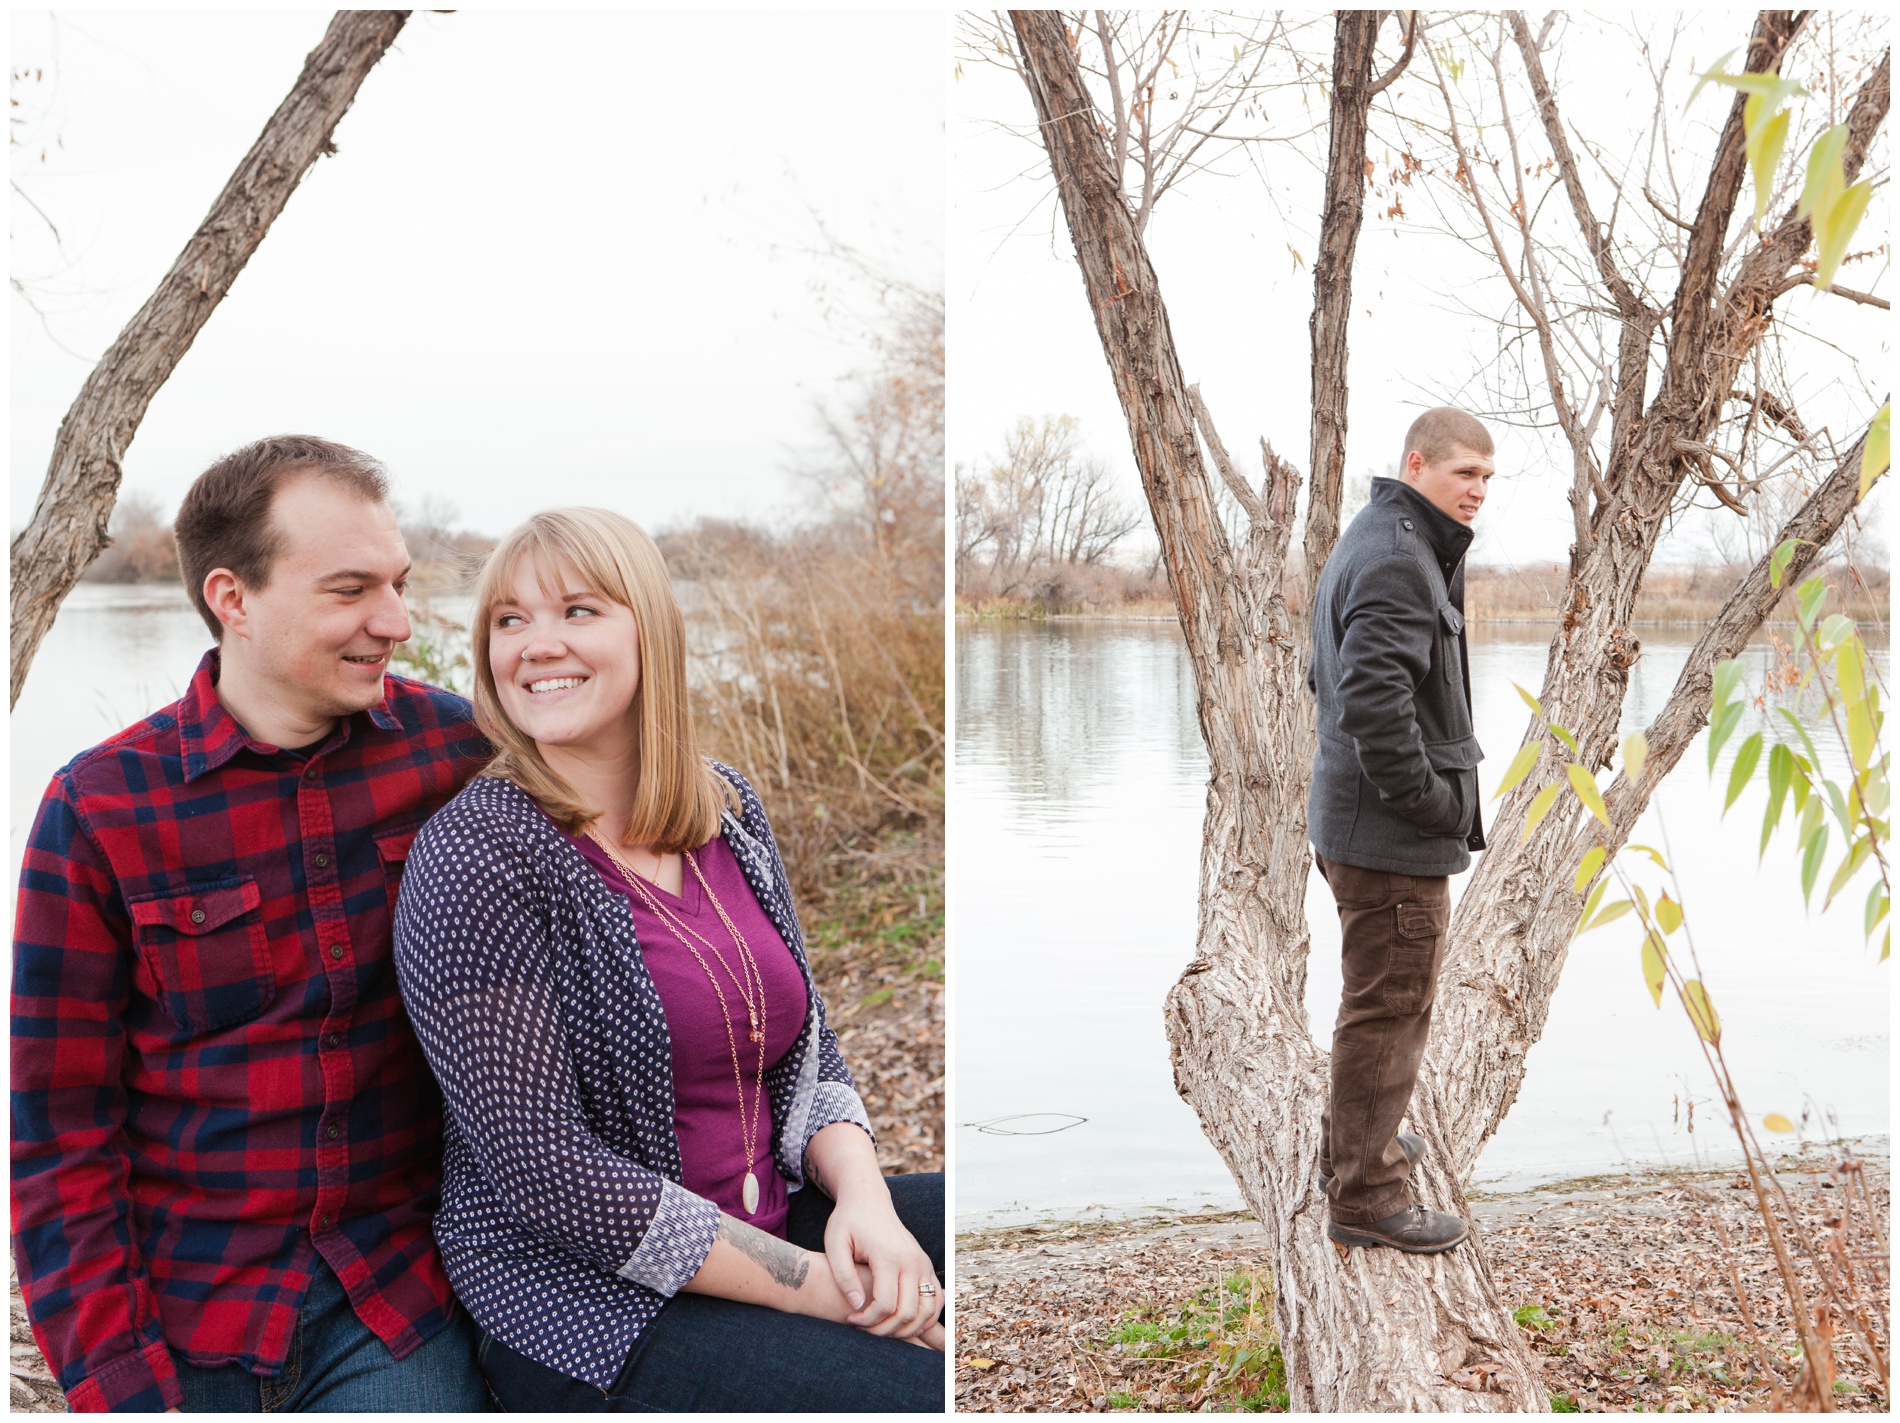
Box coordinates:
[1305,406,1494,1254]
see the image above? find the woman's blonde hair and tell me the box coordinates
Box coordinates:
[470,507,733,850]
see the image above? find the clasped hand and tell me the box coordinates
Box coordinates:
[822,1196,944,1349]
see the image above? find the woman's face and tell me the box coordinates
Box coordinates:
[487,552,642,759]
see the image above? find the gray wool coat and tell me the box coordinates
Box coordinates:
[1306,477,1487,876]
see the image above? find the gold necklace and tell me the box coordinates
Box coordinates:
[587,830,769,1215]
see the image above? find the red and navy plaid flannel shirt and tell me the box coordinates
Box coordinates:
[11,649,490,1412]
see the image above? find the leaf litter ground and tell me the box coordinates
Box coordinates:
[956,1149,1887,1413]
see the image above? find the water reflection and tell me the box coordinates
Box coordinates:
[956,618,1890,1224]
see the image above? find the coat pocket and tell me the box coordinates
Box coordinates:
[1438,603,1464,684]
[129,878,274,1034]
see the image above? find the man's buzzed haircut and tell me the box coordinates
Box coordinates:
[1401,407,1494,470]
[174,435,390,639]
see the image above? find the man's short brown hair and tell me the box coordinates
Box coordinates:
[1401,407,1494,470]
[173,436,390,639]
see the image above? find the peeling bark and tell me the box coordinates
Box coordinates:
[9,10,411,708]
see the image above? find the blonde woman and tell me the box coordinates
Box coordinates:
[393,509,943,1412]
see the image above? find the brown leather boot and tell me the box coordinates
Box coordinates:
[1326,1201,1469,1254]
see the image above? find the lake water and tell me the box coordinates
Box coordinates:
[955,618,1890,1225]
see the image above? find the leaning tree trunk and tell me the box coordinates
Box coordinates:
[1012,6,1887,1410]
[8,9,411,708]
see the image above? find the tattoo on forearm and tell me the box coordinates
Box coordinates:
[720,1215,810,1290]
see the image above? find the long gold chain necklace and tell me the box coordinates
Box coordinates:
[587,830,769,1215]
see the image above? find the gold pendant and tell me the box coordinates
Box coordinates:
[742,1170,761,1215]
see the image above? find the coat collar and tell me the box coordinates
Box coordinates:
[1369,477,1473,570]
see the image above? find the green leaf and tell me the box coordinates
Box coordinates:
[1866,881,1890,938]
[1576,876,1609,934]
[1817,614,1856,654]
[1777,706,1826,773]
[1583,898,1633,934]
[1763,1113,1796,1134]
[1626,842,1669,869]
[1521,782,1562,842]
[1656,894,1683,935]
[1713,658,1745,710]
[1797,575,1828,629]
[1494,743,1541,799]
[1745,107,1790,228]
[1641,935,1667,1008]
[1680,980,1721,1043]
[1514,682,1545,720]
[1762,742,1794,858]
[1798,125,1849,218]
[1684,48,1738,108]
[1574,846,1606,894]
[1861,404,1890,502]
[1768,537,1803,590]
[1800,822,1830,906]
[1824,837,1873,910]
[1708,702,1745,772]
[1567,763,1612,829]
[1848,702,1876,773]
[1724,732,1762,812]
[1835,638,1866,708]
[1622,732,1648,781]
[1549,722,1580,757]
[1813,178,1873,292]
[1824,778,1853,836]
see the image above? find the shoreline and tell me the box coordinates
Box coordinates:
[957,1146,1890,1413]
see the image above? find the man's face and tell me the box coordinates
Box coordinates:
[1401,444,1494,526]
[218,477,412,726]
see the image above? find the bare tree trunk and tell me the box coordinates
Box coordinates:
[1010,5,1887,1410]
[8,10,410,708]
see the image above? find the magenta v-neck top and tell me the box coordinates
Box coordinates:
[568,831,810,1238]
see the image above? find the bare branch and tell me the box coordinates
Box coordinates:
[9,9,411,707]
[1188,384,1266,527]
[1773,273,1891,309]
[1365,10,1418,98]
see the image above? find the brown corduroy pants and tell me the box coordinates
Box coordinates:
[1313,854,1451,1225]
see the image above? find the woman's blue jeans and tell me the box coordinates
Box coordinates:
[478,1172,945,1413]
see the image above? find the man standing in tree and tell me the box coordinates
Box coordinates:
[1305,407,1494,1254]
[11,438,492,1411]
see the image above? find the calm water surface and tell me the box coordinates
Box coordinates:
[956,618,1890,1224]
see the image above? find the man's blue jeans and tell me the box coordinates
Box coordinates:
[170,1257,489,1412]
[479,1172,945,1412]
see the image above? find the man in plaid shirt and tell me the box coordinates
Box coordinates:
[12,437,492,1411]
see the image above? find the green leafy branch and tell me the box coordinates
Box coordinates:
[1690,52,1872,290]
[1710,559,1890,957]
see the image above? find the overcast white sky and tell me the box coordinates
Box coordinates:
[948,13,1888,570]
[11,10,944,538]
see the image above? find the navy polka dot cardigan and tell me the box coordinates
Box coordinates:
[393,763,873,1388]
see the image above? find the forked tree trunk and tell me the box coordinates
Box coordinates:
[8,9,411,708]
[1010,7,1886,1410]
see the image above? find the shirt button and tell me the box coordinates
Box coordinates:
[1402,519,1414,530]
[305,766,319,781]
[325,1122,340,1141]
[319,1214,332,1230]
[189,908,206,924]
[329,944,346,960]
[326,1033,342,1049]
[314,853,329,868]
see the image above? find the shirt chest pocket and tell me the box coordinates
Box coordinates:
[377,829,416,908]
[129,878,275,1035]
